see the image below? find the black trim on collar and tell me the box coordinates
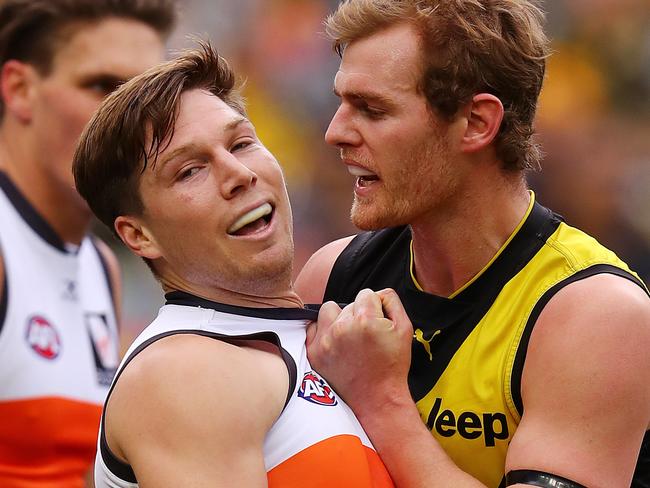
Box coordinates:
[0,171,68,253]
[165,290,319,321]
[100,328,298,484]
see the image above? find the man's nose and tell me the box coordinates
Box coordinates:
[325,105,362,148]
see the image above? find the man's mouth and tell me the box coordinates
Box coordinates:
[227,203,274,236]
[347,165,379,188]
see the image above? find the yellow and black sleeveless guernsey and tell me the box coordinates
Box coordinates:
[323,196,650,488]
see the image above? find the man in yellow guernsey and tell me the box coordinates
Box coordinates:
[296,1,650,487]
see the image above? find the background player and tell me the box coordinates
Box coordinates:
[0,1,176,486]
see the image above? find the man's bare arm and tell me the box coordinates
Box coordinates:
[506,274,650,487]
[105,334,289,487]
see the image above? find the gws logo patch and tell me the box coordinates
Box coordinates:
[25,316,61,360]
[298,371,338,406]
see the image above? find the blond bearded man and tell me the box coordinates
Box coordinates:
[297,1,650,487]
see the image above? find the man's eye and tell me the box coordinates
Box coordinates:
[85,78,124,97]
[179,166,201,180]
[231,141,253,152]
[361,105,384,119]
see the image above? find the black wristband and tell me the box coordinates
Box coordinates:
[506,469,588,488]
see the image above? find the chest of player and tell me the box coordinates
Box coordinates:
[0,237,118,401]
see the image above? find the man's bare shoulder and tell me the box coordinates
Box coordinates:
[528,272,650,369]
[507,273,650,486]
[295,235,356,304]
[105,333,289,482]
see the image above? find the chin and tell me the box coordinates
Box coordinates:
[351,203,404,231]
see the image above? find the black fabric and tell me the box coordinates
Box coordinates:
[633,431,650,488]
[0,262,6,335]
[324,201,561,401]
[165,290,319,321]
[100,294,306,484]
[506,469,587,487]
[0,171,68,253]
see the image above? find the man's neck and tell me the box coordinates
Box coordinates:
[0,131,91,246]
[410,176,531,297]
[160,275,305,310]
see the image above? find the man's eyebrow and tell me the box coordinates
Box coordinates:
[333,87,393,106]
[224,116,249,132]
[155,143,201,172]
[155,117,251,171]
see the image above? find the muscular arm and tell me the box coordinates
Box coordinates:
[294,236,354,304]
[309,277,650,487]
[506,274,650,487]
[105,334,288,487]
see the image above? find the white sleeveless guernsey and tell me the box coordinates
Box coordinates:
[95,291,394,488]
[0,172,119,488]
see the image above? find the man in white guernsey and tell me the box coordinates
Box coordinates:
[0,1,175,486]
[72,43,396,487]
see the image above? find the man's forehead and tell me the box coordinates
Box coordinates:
[50,18,164,79]
[335,24,422,89]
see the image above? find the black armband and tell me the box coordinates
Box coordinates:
[506,469,588,488]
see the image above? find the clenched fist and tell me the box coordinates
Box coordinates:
[306,288,414,419]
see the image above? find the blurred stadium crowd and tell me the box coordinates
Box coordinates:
[107,0,650,345]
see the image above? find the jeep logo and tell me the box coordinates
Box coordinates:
[426,397,510,447]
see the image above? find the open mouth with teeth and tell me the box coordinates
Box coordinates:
[347,165,379,188]
[227,203,274,236]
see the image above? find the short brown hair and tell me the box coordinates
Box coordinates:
[326,0,550,171]
[73,42,245,233]
[0,0,177,116]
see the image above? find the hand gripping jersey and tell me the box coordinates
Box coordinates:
[324,194,650,488]
[0,172,120,487]
[95,291,394,488]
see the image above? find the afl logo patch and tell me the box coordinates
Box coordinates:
[25,316,61,360]
[298,371,337,406]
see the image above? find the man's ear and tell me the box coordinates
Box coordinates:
[459,93,504,154]
[1,60,36,123]
[114,216,162,260]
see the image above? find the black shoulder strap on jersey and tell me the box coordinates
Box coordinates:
[0,256,6,335]
[324,226,410,304]
[506,470,587,487]
[324,231,378,303]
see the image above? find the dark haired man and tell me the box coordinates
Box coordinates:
[0,1,176,486]
[296,1,650,487]
[73,43,393,487]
